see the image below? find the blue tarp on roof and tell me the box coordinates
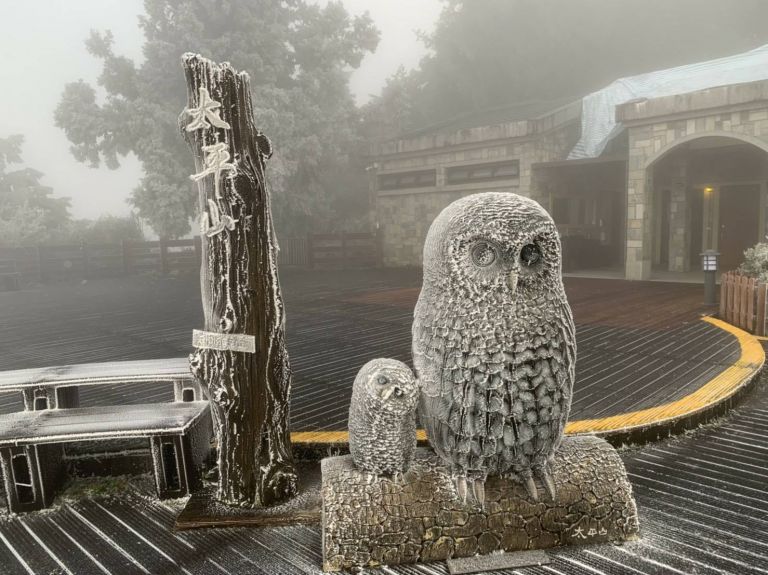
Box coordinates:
[568,44,768,159]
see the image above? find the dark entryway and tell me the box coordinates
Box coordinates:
[649,137,768,276]
[537,159,627,272]
[719,184,761,272]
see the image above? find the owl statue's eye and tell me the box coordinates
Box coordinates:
[520,243,542,267]
[470,241,496,267]
[377,375,389,385]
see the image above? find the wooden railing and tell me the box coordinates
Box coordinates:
[720,270,768,336]
[307,232,381,269]
[0,240,203,282]
[0,232,381,284]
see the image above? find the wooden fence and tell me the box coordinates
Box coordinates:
[306,233,381,269]
[720,271,768,336]
[0,232,380,285]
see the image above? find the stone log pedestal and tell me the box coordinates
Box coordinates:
[321,436,639,571]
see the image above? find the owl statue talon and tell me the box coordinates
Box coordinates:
[536,467,557,501]
[471,478,486,508]
[524,474,539,502]
[413,192,575,511]
[454,475,468,503]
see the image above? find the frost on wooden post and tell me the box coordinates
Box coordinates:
[180,53,297,508]
[201,199,237,238]
[185,87,231,132]
[190,140,237,200]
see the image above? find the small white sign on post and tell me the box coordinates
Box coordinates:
[192,329,256,353]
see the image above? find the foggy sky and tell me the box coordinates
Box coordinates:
[0,0,441,221]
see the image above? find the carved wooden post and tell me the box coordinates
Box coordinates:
[180,54,297,507]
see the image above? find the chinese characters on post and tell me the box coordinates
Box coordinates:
[190,141,237,201]
[185,87,231,132]
[201,199,237,237]
[185,86,238,238]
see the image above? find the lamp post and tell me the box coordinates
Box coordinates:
[700,250,719,305]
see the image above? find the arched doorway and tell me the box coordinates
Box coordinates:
[647,135,768,277]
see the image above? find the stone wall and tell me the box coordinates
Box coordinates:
[377,190,471,267]
[374,117,578,267]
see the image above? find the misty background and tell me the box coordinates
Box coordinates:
[2,0,768,244]
[0,0,440,237]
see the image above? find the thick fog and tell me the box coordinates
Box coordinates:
[3,0,768,242]
[0,0,441,225]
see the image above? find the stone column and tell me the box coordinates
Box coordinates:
[625,163,653,280]
[664,155,689,272]
[668,189,690,272]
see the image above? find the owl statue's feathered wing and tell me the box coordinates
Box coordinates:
[412,192,576,505]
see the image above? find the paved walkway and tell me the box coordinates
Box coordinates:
[0,269,749,437]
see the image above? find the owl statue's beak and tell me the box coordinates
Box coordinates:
[507,271,518,292]
[381,384,413,401]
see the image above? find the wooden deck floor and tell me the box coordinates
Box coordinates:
[0,269,738,431]
[0,372,765,575]
[0,270,761,574]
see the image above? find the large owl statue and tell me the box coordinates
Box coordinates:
[412,192,575,505]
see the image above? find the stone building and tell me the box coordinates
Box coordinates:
[372,46,768,280]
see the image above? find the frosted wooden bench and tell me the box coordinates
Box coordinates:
[0,358,211,513]
[0,402,212,513]
[0,357,205,411]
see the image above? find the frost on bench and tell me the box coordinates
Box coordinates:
[0,403,212,513]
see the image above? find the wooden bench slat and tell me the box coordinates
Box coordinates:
[0,401,209,446]
[0,358,192,390]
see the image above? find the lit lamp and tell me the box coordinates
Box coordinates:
[700,250,719,305]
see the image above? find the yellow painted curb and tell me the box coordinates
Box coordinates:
[291,316,764,444]
[291,429,427,444]
[564,316,764,435]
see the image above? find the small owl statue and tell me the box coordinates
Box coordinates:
[413,192,576,505]
[348,358,419,477]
